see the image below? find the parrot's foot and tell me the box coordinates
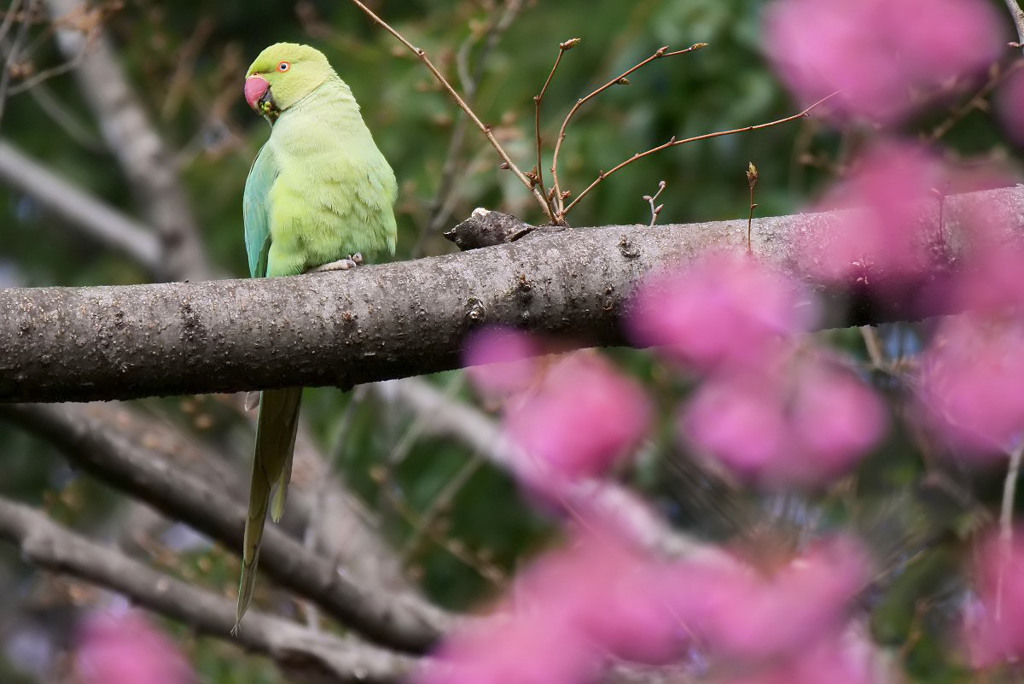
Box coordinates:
[311,253,363,273]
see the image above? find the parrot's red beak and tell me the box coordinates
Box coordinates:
[244,75,271,111]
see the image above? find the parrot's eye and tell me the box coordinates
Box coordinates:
[277,61,290,72]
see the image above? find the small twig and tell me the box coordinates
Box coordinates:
[745,161,758,253]
[533,37,579,211]
[563,91,836,216]
[997,442,1023,619]
[642,179,666,227]
[349,0,554,222]
[926,61,1023,143]
[426,0,523,239]
[859,326,886,369]
[550,42,707,219]
[0,0,33,129]
[1005,0,1024,51]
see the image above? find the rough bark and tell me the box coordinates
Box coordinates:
[1,185,1021,403]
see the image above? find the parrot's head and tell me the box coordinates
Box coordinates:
[244,43,335,122]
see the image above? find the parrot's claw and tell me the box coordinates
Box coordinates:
[310,253,363,272]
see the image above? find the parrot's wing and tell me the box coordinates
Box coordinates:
[243,143,278,278]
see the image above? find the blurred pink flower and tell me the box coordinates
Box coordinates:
[75,610,193,684]
[463,326,543,399]
[417,533,690,684]
[917,316,1024,456]
[417,610,596,684]
[628,252,815,372]
[504,352,652,484]
[799,141,949,288]
[963,531,1024,667]
[681,352,886,486]
[764,0,1002,124]
[676,537,870,662]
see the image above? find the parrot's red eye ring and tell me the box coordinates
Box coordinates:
[277,61,290,72]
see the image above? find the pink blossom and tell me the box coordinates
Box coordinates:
[962,531,1024,667]
[917,316,1024,456]
[463,326,543,399]
[764,0,1002,125]
[75,610,193,684]
[416,533,690,684]
[799,141,949,287]
[628,252,815,372]
[681,352,886,486]
[417,611,596,684]
[504,353,652,484]
[676,537,870,662]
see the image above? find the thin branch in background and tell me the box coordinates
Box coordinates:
[378,375,465,528]
[0,496,415,684]
[0,402,451,653]
[927,60,1023,143]
[549,42,707,219]
[997,442,1023,619]
[0,0,34,129]
[423,0,523,247]
[1004,0,1024,49]
[745,162,758,253]
[401,450,484,561]
[0,140,162,270]
[533,37,579,206]
[563,92,837,215]
[642,179,665,227]
[860,326,886,370]
[348,0,554,222]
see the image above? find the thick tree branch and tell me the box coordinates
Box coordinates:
[43,0,210,281]
[0,402,451,653]
[0,496,415,684]
[2,185,1021,403]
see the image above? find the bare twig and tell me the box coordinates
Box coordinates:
[425,0,523,241]
[642,179,666,227]
[997,442,1024,619]
[0,496,416,684]
[0,0,33,128]
[44,0,210,281]
[533,38,579,209]
[348,0,554,221]
[563,92,836,215]
[550,43,707,219]
[746,162,758,253]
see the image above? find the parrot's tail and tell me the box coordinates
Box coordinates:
[235,386,302,632]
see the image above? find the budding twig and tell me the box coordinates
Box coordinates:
[746,161,758,254]
[563,92,838,216]
[348,0,555,222]
[533,37,579,209]
[643,179,666,227]
[550,43,708,221]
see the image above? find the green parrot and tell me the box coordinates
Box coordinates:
[235,42,397,631]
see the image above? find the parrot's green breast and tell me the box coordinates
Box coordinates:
[243,78,397,278]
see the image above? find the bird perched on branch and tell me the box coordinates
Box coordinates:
[235,42,397,632]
